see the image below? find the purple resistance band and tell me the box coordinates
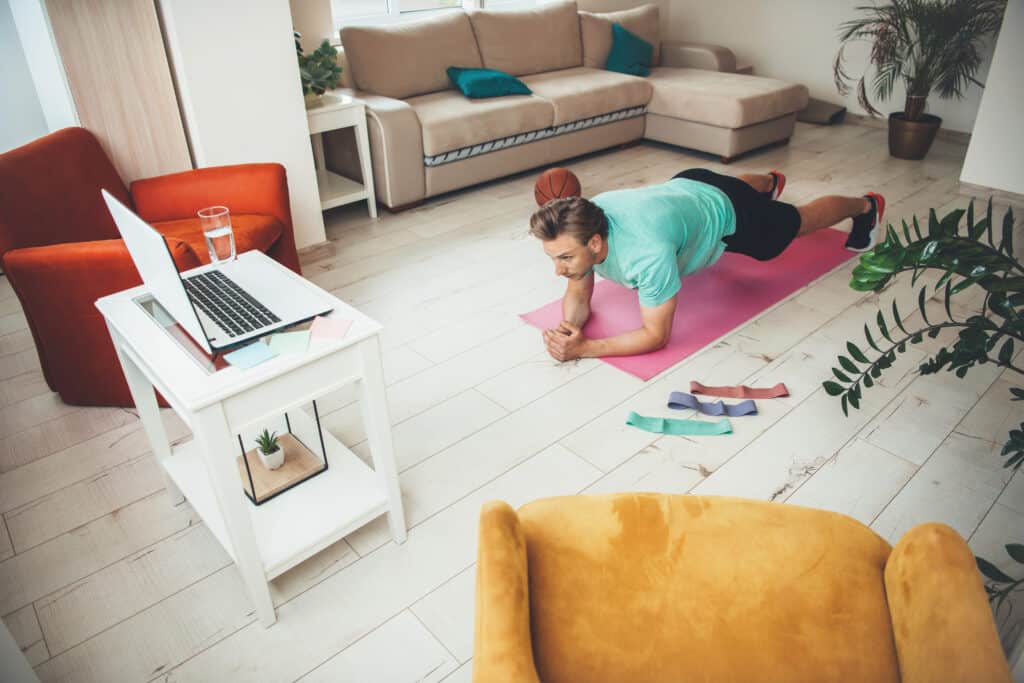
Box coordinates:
[667,391,758,417]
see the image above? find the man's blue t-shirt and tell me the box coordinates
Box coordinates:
[592,178,736,307]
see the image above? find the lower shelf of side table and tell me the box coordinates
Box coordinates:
[164,408,389,579]
[316,169,369,211]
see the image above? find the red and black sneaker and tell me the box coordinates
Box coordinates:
[768,170,786,200]
[845,192,886,252]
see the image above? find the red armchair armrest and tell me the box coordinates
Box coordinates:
[2,238,201,406]
[130,163,300,273]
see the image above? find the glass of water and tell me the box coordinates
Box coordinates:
[197,205,236,265]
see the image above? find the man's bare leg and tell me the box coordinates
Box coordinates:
[737,173,774,194]
[796,196,872,236]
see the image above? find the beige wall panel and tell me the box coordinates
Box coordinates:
[46,0,191,183]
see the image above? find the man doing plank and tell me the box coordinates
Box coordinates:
[529,168,884,362]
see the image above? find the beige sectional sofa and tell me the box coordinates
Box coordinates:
[335,2,808,210]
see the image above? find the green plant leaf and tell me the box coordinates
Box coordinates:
[832,368,852,383]
[870,365,883,378]
[902,219,912,243]
[863,374,874,388]
[1006,544,1024,565]
[913,215,923,240]
[977,556,1015,583]
[847,342,870,363]
[967,200,975,237]
[1001,206,1015,256]
[864,324,882,352]
[986,197,995,246]
[877,311,892,342]
[911,332,923,343]
[928,328,941,338]
[1011,388,1024,401]
[940,208,965,236]
[921,240,938,261]
[823,381,845,396]
[999,339,1015,366]
[847,389,860,409]
[839,356,859,374]
[917,287,930,325]
[841,393,849,416]
[944,280,954,321]
[928,208,941,237]
[892,300,908,334]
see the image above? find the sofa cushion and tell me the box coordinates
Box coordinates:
[521,67,652,126]
[580,3,660,68]
[647,67,809,128]
[408,90,554,156]
[447,67,532,98]
[154,214,283,266]
[468,2,582,77]
[517,494,901,683]
[340,13,482,99]
[605,23,653,76]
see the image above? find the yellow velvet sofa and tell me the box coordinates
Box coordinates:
[473,494,1010,683]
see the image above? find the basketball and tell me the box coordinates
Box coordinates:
[534,167,582,206]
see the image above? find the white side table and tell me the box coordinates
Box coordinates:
[96,252,405,627]
[306,92,377,218]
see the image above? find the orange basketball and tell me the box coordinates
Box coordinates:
[534,167,582,206]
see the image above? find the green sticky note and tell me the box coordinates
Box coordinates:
[268,330,310,356]
[626,411,732,436]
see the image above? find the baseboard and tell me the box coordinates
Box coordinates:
[958,181,1024,208]
[843,112,971,145]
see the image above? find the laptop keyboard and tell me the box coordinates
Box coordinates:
[183,270,281,338]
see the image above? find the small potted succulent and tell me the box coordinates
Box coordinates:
[254,428,285,470]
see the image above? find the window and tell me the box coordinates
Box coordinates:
[332,0,465,28]
[332,0,538,29]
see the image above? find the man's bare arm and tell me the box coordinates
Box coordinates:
[581,295,676,357]
[561,271,594,327]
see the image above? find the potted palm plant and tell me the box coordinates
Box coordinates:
[833,0,1006,160]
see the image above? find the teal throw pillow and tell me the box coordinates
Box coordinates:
[605,23,653,77]
[447,67,532,99]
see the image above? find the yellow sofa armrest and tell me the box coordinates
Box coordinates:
[473,501,541,683]
[885,523,1011,683]
[659,40,737,72]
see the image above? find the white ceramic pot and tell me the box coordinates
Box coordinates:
[257,447,285,470]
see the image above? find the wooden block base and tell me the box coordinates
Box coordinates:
[236,433,325,503]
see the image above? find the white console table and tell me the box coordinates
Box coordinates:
[306,92,377,218]
[96,252,405,626]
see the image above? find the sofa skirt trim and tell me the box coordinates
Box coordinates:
[423,105,647,168]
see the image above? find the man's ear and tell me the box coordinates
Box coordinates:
[587,234,603,252]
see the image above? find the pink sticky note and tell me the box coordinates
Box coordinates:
[310,315,353,341]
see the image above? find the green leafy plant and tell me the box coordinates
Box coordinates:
[833,0,1006,120]
[978,544,1024,650]
[823,200,1023,647]
[822,199,1022,466]
[255,429,280,455]
[294,33,342,96]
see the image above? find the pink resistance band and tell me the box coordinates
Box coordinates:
[689,381,790,399]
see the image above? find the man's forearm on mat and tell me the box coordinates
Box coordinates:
[581,327,667,357]
[562,298,590,327]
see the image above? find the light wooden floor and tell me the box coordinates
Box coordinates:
[2,121,1023,682]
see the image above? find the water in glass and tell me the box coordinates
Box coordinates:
[197,206,236,264]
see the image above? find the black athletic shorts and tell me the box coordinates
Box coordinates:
[672,168,801,261]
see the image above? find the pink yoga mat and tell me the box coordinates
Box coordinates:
[521,228,855,381]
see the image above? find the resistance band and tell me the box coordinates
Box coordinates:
[668,391,757,417]
[689,381,790,399]
[626,411,732,436]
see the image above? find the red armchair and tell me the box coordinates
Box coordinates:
[0,127,302,406]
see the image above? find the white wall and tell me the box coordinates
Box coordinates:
[665,0,999,133]
[960,0,1023,196]
[160,0,326,249]
[0,0,47,152]
[5,0,77,144]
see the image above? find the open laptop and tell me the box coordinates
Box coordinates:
[102,190,332,354]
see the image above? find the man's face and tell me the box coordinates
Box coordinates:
[542,232,601,280]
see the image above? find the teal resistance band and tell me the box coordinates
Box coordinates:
[626,411,732,436]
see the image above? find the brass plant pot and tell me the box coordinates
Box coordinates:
[888,112,942,160]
